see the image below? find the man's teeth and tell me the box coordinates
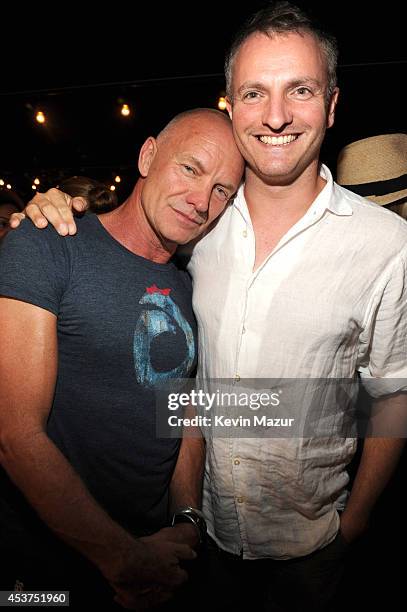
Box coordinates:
[258,135,297,145]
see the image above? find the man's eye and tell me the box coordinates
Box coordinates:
[243,91,260,101]
[183,165,195,174]
[215,187,228,200]
[294,87,313,97]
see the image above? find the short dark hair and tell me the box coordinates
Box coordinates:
[0,188,25,212]
[225,1,338,102]
[57,176,118,213]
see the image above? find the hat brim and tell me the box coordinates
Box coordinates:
[365,188,407,206]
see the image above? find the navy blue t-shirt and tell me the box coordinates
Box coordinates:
[0,214,197,540]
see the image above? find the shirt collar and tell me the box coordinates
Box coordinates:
[233,164,353,223]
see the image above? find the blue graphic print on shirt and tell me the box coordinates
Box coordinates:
[133,284,195,387]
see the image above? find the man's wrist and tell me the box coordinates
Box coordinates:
[171,506,207,545]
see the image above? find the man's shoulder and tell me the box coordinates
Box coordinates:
[4,213,95,250]
[334,183,407,245]
[0,219,63,263]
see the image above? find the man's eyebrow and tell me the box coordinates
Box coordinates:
[237,77,323,95]
[287,77,323,89]
[237,81,267,96]
[182,155,236,192]
[181,155,206,173]
[219,181,237,193]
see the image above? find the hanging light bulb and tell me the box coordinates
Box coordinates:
[6,184,12,190]
[36,111,46,124]
[32,185,37,190]
[217,96,227,111]
[34,178,40,185]
[121,103,130,117]
[0,179,4,186]
[110,185,116,191]
[114,175,121,183]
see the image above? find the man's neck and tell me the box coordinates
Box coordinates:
[98,181,175,264]
[243,161,327,272]
[244,161,326,226]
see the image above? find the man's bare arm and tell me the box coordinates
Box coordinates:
[167,415,205,548]
[9,189,86,235]
[170,435,205,511]
[0,297,195,606]
[340,394,406,542]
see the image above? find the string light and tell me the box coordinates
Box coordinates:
[217,96,227,111]
[5,86,231,194]
[36,111,46,124]
[120,104,130,117]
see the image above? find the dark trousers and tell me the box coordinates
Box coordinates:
[195,533,349,612]
[3,532,348,612]
[3,543,120,610]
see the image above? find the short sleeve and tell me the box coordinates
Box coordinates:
[358,246,407,397]
[0,221,69,315]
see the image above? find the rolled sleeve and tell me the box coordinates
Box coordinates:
[359,246,407,397]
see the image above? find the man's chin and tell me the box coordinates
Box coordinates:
[248,161,304,186]
[164,230,201,248]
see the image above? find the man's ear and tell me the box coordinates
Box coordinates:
[327,87,339,129]
[226,96,233,119]
[138,137,158,177]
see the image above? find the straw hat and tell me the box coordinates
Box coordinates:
[336,134,407,210]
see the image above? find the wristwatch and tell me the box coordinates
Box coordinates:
[171,506,207,544]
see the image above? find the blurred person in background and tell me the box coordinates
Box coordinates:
[57,176,119,213]
[0,189,24,240]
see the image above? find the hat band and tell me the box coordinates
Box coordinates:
[341,172,407,197]
[385,195,407,208]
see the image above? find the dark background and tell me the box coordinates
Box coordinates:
[1,1,406,606]
[1,1,406,199]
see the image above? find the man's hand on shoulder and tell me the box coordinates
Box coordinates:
[9,189,88,235]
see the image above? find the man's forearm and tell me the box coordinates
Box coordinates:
[167,431,205,549]
[344,393,407,532]
[169,434,205,513]
[0,430,136,580]
[344,437,405,523]
[341,392,406,543]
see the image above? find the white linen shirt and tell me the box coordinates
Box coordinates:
[187,165,407,560]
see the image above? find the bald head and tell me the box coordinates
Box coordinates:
[157,108,234,145]
[136,107,244,249]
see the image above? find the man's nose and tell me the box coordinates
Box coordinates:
[261,93,293,131]
[185,187,211,215]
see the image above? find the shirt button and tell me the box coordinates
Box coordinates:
[235,374,241,382]
[242,230,248,238]
[236,496,244,503]
[242,326,246,334]
[234,459,240,465]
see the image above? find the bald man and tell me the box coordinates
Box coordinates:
[0,109,244,610]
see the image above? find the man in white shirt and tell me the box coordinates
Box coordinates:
[187,3,407,609]
[12,3,407,610]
